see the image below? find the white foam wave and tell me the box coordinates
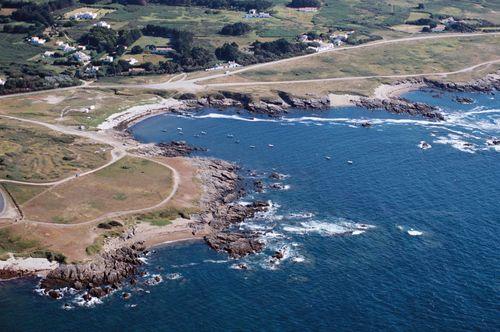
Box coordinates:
[434,134,477,153]
[287,212,315,219]
[283,220,374,236]
[203,259,229,264]
[165,273,182,280]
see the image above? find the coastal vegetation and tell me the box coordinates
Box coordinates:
[0,119,110,182]
[0,0,498,93]
[206,35,500,84]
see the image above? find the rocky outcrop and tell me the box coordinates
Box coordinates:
[355,97,444,120]
[423,72,500,93]
[40,242,146,294]
[156,141,205,157]
[192,158,269,258]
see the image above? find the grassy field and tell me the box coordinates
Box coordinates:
[206,35,500,84]
[0,88,169,128]
[22,156,174,224]
[0,118,110,182]
[1,183,48,205]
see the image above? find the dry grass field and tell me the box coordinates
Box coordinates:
[0,88,169,128]
[22,156,174,224]
[205,36,500,85]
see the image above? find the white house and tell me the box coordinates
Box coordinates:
[150,46,174,55]
[94,21,111,29]
[85,66,100,75]
[295,7,318,12]
[29,36,46,45]
[127,58,139,65]
[59,43,77,53]
[72,11,98,20]
[43,51,55,57]
[73,51,91,63]
[102,55,114,63]
[205,61,241,71]
[0,78,5,86]
[245,9,271,18]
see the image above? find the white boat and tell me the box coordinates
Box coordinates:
[268,144,274,148]
[347,160,353,164]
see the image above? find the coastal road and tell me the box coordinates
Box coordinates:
[204,58,500,87]
[0,32,497,98]
[87,32,500,92]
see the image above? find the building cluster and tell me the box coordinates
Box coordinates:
[299,30,354,52]
[94,21,111,29]
[244,9,271,18]
[294,7,318,12]
[71,11,98,20]
[205,61,242,71]
[29,36,46,45]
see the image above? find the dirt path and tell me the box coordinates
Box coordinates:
[83,32,500,92]
[0,114,180,228]
[204,58,500,87]
[19,157,180,228]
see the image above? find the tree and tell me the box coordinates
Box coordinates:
[215,42,241,61]
[131,45,143,54]
[79,27,118,53]
[287,0,321,8]
[220,22,252,36]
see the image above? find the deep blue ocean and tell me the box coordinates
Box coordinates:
[0,89,499,331]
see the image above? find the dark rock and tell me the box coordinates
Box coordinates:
[48,290,62,300]
[454,97,474,104]
[89,287,106,298]
[122,292,131,300]
[40,242,146,292]
[269,172,286,180]
[361,122,372,128]
[253,180,264,193]
[156,141,205,157]
[273,251,284,260]
[355,97,444,120]
[205,233,264,258]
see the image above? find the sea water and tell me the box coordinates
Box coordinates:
[0,89,498,331]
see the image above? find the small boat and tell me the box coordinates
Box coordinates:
[325,156,331,160]
[227,134,234,138]
[250,145,256,149]
[177,127,182,131]
[347,160,353,164]
[161,129,167,132]
[201,131,207,135]
[268,144,274,148]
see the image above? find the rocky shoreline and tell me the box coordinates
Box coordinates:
[28,156,269,301]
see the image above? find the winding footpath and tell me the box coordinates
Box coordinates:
[0,114,180,228]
